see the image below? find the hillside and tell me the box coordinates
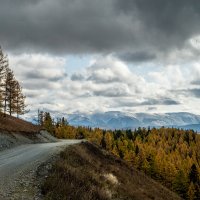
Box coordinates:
[41,142,181,200]
[0,114,57,151]
[54,124,200,199]
[0,113,40,133]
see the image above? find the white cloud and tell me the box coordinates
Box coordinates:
[9,53,67,81]
[7,53,200,117]
[9,53,67,113]
[87,56,133,83]
[148,65,186,89]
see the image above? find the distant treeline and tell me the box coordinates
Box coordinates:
[0,47,26,117]
[40,111,200,200]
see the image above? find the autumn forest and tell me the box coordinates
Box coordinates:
[39,112,200,200]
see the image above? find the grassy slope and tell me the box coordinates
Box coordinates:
[42,142,182,200]
[0,113,40,133]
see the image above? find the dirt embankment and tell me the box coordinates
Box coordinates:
[0,114,58,151]
[0,130,58,151]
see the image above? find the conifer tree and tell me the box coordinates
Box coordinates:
[13,81,26,117]
[189,164,198,184]
[0,47,8,112]
[0,46,26,117]
[38,110,44,126]
[173,170,188,198]
[43,112,55,134]
[4,69,18,115]
[61,117,68,126]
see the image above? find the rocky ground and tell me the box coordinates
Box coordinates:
[0,155,56,200]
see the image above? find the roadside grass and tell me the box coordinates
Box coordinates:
[41,142,182,200]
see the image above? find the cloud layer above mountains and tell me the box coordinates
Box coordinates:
[10,54,200,115]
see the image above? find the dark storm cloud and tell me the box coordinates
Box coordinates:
[1,0,200,56]
[115,0,200,51]
[0,0,134,54]
[117,52,156,63]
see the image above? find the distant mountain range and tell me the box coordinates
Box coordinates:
[66,111,200,132]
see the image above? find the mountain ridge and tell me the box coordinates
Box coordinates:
[66,111,200,131]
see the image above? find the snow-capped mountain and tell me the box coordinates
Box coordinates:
[67,111,200,131]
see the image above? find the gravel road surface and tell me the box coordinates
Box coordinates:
[0,140,82,199]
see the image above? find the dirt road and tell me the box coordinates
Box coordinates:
[0,140,82,199]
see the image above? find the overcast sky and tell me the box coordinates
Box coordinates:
[1,0,200,116]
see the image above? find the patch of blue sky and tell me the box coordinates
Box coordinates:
[127,62,158,80]
[65,55,92,75]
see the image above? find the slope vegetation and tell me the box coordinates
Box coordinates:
[0,114,40,133]
[42,142,181,200]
